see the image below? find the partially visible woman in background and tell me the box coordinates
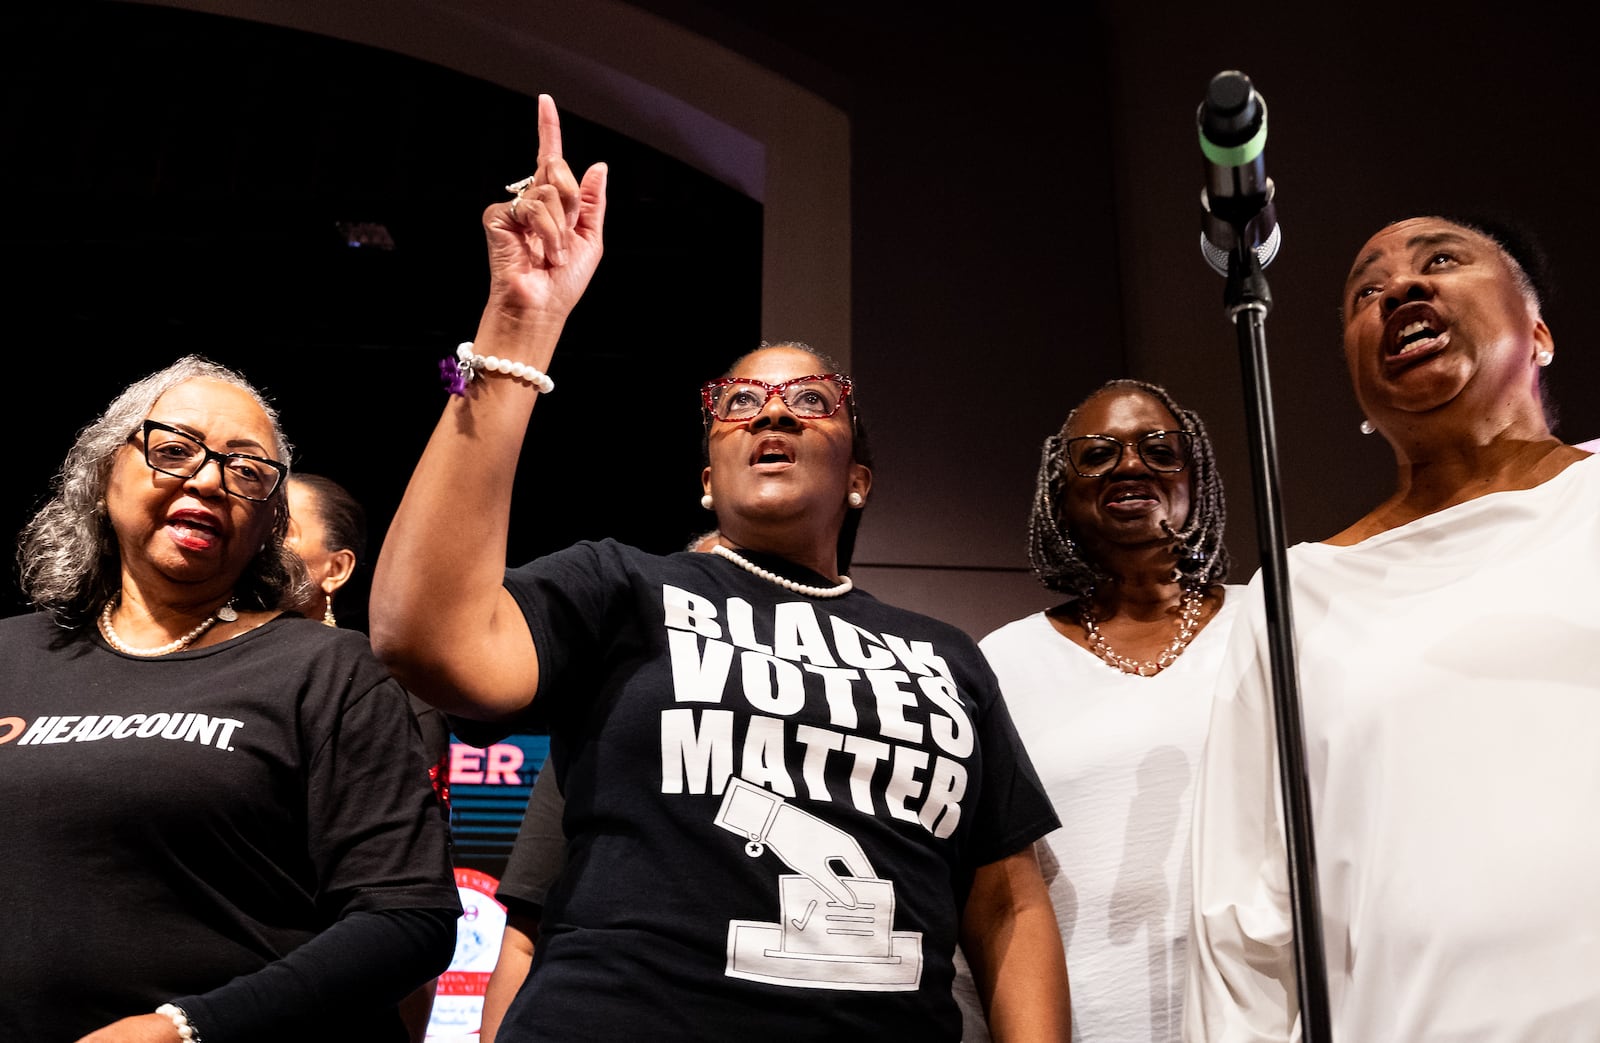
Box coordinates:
[283,472,363,628]
[955,378,1242,1042]
[283,471,456,1043]
[1,355,458,1043]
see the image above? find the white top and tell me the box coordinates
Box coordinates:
[954,587,1246,1042]
[1185,454,1600,1043]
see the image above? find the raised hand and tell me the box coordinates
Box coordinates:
[482,94,608,330]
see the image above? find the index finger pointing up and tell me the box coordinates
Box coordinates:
[537,94,563,163]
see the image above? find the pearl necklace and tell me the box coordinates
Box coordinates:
[1080,586,1204,677]
[99,599,236,657]
[711,545,853,598]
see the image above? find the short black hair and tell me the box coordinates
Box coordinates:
[290,472,368,563]
[1433,211,1554,311]
[1411,212,1560,429]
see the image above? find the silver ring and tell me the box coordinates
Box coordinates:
[505,175,536,195]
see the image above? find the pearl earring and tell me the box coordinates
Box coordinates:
[1359,419,1376,435]
[848,492,864,508]
[700,494,714,511]
[1535,349,1554,367]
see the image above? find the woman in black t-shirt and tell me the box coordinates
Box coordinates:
[3,355,460,1043]
[371,95,1070,1042]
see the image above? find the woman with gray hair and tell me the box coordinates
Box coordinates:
[1,355,459,1043]
[953,377,1243,1042]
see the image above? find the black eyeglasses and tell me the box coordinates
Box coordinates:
[701,374,852,422]
[1063,430,1191,477]
[138,420,287,501]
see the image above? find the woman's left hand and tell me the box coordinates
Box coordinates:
[73,1013,184,1043]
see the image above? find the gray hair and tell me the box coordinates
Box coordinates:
[1026,378,1230,605]
[17,355,309,627]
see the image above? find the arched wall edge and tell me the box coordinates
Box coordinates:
[123,0,853,367]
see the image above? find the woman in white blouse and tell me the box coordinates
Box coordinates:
[956,377,1243,1042]
[1185,214,1600,1042]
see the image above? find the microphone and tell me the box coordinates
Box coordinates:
[1198,70,1280,277]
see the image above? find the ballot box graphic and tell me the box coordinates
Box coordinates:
[716,777,923,990]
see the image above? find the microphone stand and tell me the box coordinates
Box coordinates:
[1220,239,1332,1042]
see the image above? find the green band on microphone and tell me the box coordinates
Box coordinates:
[1199,111,1268,167]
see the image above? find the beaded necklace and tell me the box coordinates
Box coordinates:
[1079,586,1204,677]
[99,599,237,657]
[711,545,853,598]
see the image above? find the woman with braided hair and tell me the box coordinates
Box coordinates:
[1025,379,1231,624]
[952,378,1243,1042]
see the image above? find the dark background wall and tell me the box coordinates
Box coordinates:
[630,1,1600,629]
[5,1,1597,637]
[1,2,762,630]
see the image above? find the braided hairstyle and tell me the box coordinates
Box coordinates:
[1026,378,1229,607]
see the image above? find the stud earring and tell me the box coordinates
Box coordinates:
[322,594,337,628]
[848,492,864,508]
[700,494,714,511]
[1535,349,1554,367]
[1359,419,1376,435]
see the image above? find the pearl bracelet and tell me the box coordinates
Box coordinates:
[446,341,555,395]
[155,1003,202,1041]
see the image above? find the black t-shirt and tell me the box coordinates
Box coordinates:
[0,612,461,1042]
[496,752,567,917]
[473,540,1058,1041]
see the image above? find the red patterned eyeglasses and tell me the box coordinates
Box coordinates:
[700,374,853,422]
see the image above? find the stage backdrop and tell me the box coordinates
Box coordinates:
[430,732,551,1041]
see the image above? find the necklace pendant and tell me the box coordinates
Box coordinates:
[1137,662,1159,677]
[217,602,238,622]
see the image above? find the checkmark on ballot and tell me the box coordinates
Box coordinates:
[790,899,818,931]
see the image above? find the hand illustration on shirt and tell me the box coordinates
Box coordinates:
[715,776,877,908]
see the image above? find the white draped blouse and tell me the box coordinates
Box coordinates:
[1185,454,1600,1043]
